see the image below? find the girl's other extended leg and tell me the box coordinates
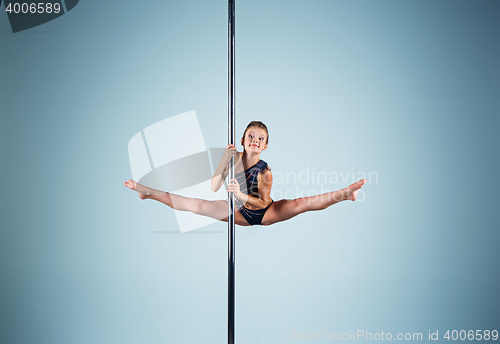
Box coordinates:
[124,180,250,226]
[261,179,366,225]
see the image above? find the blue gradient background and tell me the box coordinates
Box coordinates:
[1,1,499,343]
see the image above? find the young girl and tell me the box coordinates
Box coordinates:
[124,121,366,227]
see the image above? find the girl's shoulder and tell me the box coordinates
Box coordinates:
[257,159,271,173]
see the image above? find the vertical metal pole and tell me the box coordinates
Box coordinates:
[228,1,236,344]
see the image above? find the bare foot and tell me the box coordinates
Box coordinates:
[124,180,147,200]
[345,179,367,201]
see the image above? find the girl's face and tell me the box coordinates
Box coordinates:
[241,127,268,153]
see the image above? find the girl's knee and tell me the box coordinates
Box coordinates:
[190,198,205,214]
[295,198,309,213]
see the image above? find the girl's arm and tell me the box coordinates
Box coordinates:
[211,144,237,192]
[228,169,273,208]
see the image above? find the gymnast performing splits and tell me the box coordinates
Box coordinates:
[124,121,366,226]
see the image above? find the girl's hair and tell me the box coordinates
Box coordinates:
[241,121,269,144]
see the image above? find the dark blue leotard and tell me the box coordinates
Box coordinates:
[234,159,273,226]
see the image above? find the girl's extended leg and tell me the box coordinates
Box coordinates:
[124,180,250,226]
[261,179,366,226]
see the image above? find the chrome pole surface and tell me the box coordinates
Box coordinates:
[227,1,236,344]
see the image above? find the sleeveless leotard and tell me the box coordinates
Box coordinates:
[234,159,273,226]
